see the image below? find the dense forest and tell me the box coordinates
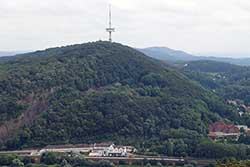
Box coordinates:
[180,60,250,131]
[0,42,241,158]
[182,60,250,107]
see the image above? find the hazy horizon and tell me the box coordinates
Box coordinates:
[1,0,250,58]
[1,44,250,59]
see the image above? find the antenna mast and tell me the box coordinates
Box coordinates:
[106,5,115,42]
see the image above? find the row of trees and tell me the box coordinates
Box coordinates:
[0,154,34,167]
[0,153,115,167]
[215,159,250,167]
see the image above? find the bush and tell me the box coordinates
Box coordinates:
[41,152,59,165]
[11,158,24,167]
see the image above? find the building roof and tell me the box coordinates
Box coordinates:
[209,122,240,134]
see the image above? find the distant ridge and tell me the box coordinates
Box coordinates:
[0,51,17,57]
[139,47,250,66]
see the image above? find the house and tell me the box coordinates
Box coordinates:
[37,142,135,157]
[208,122,240,141]
[89,144,128,157]
[236,125,250,133]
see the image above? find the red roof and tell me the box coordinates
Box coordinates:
[209,122,239,133]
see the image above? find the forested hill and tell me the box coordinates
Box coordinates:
[0,41,237,151]
[182,60,250,107]
[183,60,241,73]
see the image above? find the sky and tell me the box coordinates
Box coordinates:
[1,0,250,57]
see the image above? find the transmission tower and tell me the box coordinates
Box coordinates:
[106,5,115,42]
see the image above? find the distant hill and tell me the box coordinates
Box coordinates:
[0,41,237,153]
[139,47,197,62]
[0,52,17,57]
[139,47,250,66]
[0,51,29,63]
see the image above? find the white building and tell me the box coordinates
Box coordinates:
[89,144,128,157]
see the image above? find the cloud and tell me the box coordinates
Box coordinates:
[1,0,250,57]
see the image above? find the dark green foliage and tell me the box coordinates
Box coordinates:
[151,128,203,157]
[0,97,27,124]
[181,60,250,132]
[0,155,32,166]
[182,60,250,106]
[41,153,114,167]
[183,60,240,73]
[0,153,114,167]
[41,152,60,165]
[0,154,18,166]
[11,158,24,167]
[194,140,248,159]
[238,134,250,145]
[0,42,238,157]
[216,159,250,167]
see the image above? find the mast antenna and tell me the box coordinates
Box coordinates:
[106,5,115,42]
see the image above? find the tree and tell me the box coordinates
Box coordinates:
[165,141,174,156]
[41,152,58,165]
[11,159,24,167]
[61,159,72,167]
[97,160,114,167]
[174,140,188,157]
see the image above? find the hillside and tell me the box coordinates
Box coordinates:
[182,60,250,118]
[0,42,238,154]
[183,60,241,73]
[140,47,250,66]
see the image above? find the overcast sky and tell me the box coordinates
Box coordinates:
[1,0,250,57]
